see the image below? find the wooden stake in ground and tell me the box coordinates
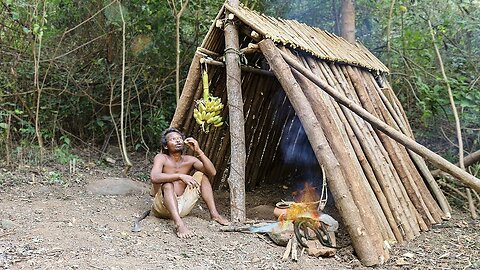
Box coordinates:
[224,0,247,222]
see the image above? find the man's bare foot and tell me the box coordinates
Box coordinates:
[176,224,195,238]
[211,214,230,226]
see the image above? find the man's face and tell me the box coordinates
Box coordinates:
[164,132,184,154]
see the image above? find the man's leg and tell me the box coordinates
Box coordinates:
[198,174,230,225]
[161,182,194,238]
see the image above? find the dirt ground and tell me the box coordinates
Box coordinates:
[0,151,479,270]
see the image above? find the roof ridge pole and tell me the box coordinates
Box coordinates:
[224,1,246,222]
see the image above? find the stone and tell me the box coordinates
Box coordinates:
[1,219,15,230]
[86,177,148,196]
[267,221,294,246]
[306,240,336,257]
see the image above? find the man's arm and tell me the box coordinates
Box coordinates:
[185,137,216,177]
[150,154,199,187]
[193,151,216,177]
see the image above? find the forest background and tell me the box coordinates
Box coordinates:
[0,0,479,190]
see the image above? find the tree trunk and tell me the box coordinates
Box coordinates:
[340,0,355,43]
[224,0,246,222]
[277,49,480,194]
[259,39,381,266]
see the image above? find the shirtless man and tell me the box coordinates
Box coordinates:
[150,127,229,238]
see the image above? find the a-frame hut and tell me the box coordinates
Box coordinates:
[170,4,479,266]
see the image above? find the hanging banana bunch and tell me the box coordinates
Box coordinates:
[193,67,225,133]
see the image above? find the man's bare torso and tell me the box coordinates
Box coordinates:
[151,153,196,196]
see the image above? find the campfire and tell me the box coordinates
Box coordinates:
[221,174,339,261]
[271,180,339,260]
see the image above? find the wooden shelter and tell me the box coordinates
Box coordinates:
[169,4,480,266]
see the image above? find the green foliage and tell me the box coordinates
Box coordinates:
[0,0,224,159]
[46,170,64,185]
[144,109,170,147]
[53,135,80,165]
[0,0,478,164]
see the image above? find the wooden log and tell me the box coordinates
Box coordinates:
[306,57,398,243]
[282,238,293,261]
[240,43,260,54]
[276,49,480,194]
[360,70,445,222]
[291,236,298,261]
[293,69,387,259]
[329,63,418,240]
[284,51,388,258]
[224,4,246,222]
[170,53,202,129]
[431,150,480,177]
[259,39,381,266]
[345,66,435,227]
[197,47,221,58]
[200,57,274,77]
[371,76,451,219]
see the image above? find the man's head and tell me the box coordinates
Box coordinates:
[161,128,186,154]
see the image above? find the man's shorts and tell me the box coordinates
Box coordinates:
[151,171,203,218]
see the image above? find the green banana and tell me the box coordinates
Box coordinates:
[192,66,226,133]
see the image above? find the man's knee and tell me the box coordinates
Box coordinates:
[162,183,174,193]
[192,171,205,184]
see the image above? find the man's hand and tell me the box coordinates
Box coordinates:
[179,174,200,188]
[184,137,201,154]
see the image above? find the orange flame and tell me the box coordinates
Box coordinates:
[279,182,321,222]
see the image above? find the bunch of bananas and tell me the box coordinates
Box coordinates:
[193,97,224,132]
[193,69,225,133]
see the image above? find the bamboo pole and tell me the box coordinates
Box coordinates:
[259,39,381,266]
[255,92,291,185]
[248,81,279,187]
[277,49,480,193]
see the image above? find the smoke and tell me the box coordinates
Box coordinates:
[261,0,337,34]
[279,114,324,189]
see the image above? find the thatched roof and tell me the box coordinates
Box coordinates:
[224,4,389,73]
[170,3,450,266]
